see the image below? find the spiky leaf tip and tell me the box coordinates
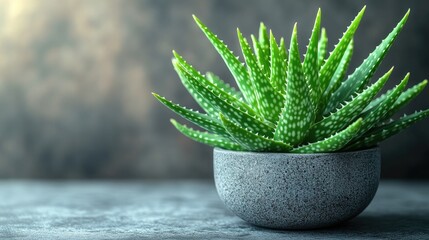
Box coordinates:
[354,73,409,138]
[171,119,244,150]
[364,79,427,121]
[317,27,328,68]
[269,31,287,94]
[384,79,427,120]
[329,9,410,108]
[307,67,394,142]
[346,109,429,150]
[303,8,321,107]
[255,22,270,76]
[320,39,354,116]
[319,6,366,95]
[176,61,275,137]
[152,93,229,137]
[192,15,258,108]
[173,54,257,118]
[172,59,218,117]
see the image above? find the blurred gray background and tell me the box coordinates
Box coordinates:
[0,0,427,179]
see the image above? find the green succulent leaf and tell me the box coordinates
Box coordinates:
[328,9,410,110]
[307,68,393,142]
[320,39,354,116]
[173,52,257,117]
[317,28,328,69]
[274,24,314,145]
[253,22,270,76]
[171,119,244,150]
[238,29,284,123]
[303,8,321,107]
[206,72,243,100]
[258,22,270,49]
[354,74,408,138]
[346,109,429,150]
[383,79,427,121]
[364,79,427,121]
[156,12,429,154]
[176,62,275,137]
[279,37,288,59]
[193,15,258,109]
[172,59,218,117]
[269,32,287,94]
[220,114,292,152]
[251,36,266,76]
[292,118,362,153]
[319,6,366,97]
[152,93,230,137]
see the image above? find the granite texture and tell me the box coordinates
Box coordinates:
[213,148,381,229]
[1,181,428,239]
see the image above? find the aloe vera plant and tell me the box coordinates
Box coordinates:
[153,7,429,153]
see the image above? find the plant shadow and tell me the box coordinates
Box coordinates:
[248,212,429,239]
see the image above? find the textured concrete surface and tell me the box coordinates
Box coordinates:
[0,181,428,240]
[214,148,380,229]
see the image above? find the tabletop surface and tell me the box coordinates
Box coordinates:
[0,180,428,240]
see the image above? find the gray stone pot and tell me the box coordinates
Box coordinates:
[213,147,380,230]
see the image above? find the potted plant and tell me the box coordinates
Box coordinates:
[153,6,428,229]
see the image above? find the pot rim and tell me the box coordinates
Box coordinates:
[214,146,379,157]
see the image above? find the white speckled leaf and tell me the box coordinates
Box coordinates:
[277,38,289,94]
[157,10,429,153]
[329,10,409,109]
[274,24,314,146]
[279,39,288,70]
[171,119,244,151]
[205,72,243,100]
[153,93,230,138]
[172,59,218,117]
[177,63,275,137]
[303,9,321,108]
[346,109,429,150]
[292,118,362,153]
[354,74,408,138]
[364,80,427,121]
[220,114,292,152]
[251,24,270,77]
[319,7,365,96]
[251,36,264,72]
[173,52,257,117]
[317,28,328,69]
[238,29,284,124]
[383,79,427,122]
[269,32,287,94]
[320,39,354,116]
[306,68,393,142]
[193,15,258,109]
[258,22,270,76]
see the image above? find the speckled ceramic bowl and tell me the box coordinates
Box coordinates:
[213,147,380,230]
